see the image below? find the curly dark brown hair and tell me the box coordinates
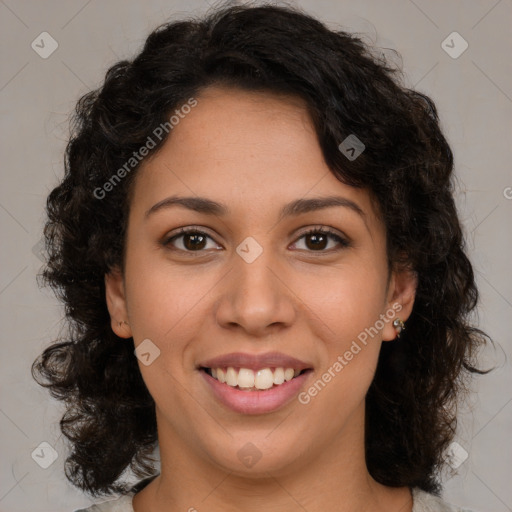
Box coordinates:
[32,2,489,499]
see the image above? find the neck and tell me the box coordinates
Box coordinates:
[132,405,412,512]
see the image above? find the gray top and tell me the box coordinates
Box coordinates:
[74,487,476,511]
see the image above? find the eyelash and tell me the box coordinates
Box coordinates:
[299,227,350,248]
[162,226,350,255]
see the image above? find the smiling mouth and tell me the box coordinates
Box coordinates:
[200,366,312,391]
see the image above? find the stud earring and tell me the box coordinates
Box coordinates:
[393,318,405,338]
[118,320,129,328]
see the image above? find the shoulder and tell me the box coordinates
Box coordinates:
[73,493,134,512]
[412,488,477,512]
[74,486,478,512]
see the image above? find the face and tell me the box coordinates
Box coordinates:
[105,86,416,478]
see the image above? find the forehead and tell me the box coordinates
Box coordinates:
[153,86,318,178]
[129,86,382,226]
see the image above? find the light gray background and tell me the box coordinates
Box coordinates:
[1,1,511,511]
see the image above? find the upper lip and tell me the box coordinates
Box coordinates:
[198,351,313,371]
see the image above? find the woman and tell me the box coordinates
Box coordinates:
[32,4,488,511]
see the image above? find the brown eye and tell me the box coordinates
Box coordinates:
[292,228,350,252]
[182,232,207,250]
[304,232,329,250]
[164,229,221,252]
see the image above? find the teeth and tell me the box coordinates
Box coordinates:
[208,366,304,390]
[255,369,274,390]
[284,368,294,381]
[273,367,285,385]
[237,368,255,389]
[226,367,238,387]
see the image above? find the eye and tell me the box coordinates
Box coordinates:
[291,227,350,252]
[162,226,350,254]
[163,228,222,252]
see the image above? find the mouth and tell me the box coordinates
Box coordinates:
[199,365,314,414]
[199,366,312,392]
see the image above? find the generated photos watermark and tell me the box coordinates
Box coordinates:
[298,303,403,405]
[93,97,198,200]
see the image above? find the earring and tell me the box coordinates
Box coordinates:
[118,320,129,328]
[393,318,405,338]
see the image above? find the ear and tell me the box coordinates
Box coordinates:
[104,266,133,339]
[381,266,418,342]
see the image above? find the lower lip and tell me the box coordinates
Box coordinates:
[200,369,313,415]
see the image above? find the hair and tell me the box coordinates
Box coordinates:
[32,2,490,499]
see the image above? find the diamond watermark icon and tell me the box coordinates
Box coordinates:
[135,338,161,366]
[31,32,59,59]
[441,32,468,59]
[31,441,58,469]
[338,134,365,161]
[32,237,46,263]
[236,236,263,264]
[445,441,469,469]
[237,442,263,468]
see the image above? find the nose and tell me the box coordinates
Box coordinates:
[214,246,296,337]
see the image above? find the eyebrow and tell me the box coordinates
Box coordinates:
[144,195,367,224]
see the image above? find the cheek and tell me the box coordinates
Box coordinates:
[299,262,388,341]
[295,264,386,402]
[297,283,384,426]
[124,252,215,342]
[123,260,214,415]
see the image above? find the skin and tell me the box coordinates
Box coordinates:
[105,86,417,512]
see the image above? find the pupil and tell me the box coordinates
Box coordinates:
[307,233,327,250]
[184,233,206,250]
